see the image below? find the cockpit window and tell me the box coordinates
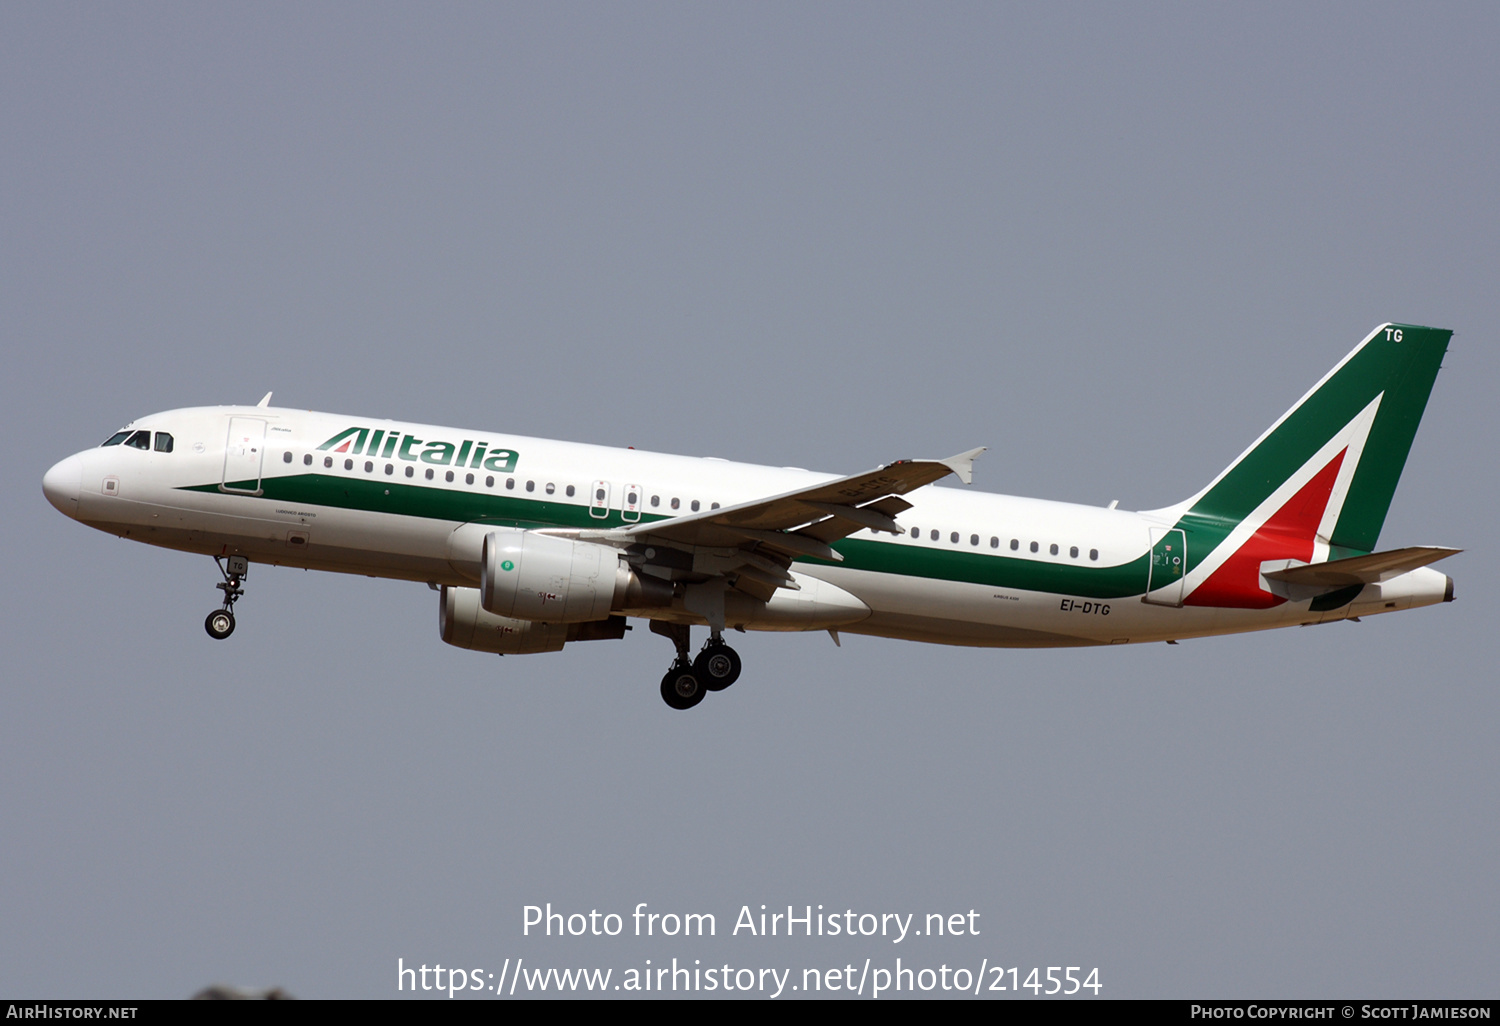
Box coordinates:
[124,430,152,450]
[154,432,174,453]
[101,431,131,447]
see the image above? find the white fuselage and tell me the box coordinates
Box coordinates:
[42,405,1450,649]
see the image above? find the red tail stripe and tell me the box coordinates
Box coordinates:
[1184,448,1347,609]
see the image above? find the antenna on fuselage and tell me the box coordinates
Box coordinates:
[256,392,273,408]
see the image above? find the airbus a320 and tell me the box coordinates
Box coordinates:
[43,323,1458,709]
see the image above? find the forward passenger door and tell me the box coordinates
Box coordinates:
[222,417,266,494]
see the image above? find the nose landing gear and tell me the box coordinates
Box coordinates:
[650,620,741,710]
[204,555,248,640]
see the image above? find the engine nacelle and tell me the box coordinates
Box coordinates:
[481,528,661,623]
[440,585,626,655]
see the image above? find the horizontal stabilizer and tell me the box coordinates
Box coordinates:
[1263,546,1461,589]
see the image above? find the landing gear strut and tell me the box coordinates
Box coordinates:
[204,555,248,640]
[650,621,741,710]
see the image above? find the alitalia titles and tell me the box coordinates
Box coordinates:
[319,427,518,473]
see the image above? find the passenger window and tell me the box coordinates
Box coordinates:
[344,459,353,470]
[426,468,434,480]
[671,498,680,510]
[1090,549,1099,561]
[910,526,920,538]
[466,473,475,485]
[1030,541,1039,553]
[125,430,151,450]
[506,478,515,490]
[1011,539,1019,551]
[691,500,700,511]
[950,532,959,544]
[101,431,131,447]
[546,483,556,495]
[486,476,494,488]
[302,453,311,466]
[990,536,999,549]
[385,464,394,476]
[446,471,455,483]
[283,452,292,463]
[566,485,575,498]
[155,433,175,453]
[364,461,373,473]
[970,534,979,546]
[711,502,720,510]
[1070,546,1079,558]
[406,466,414,478]
[650,495,660,507]
[526,480,534,492]
[930,530,939,541]
[1050,543,1059,555]
[324,456,333,468]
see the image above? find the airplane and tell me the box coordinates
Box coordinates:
[42,323,1458,710]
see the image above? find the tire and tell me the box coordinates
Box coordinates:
[205,609,236,640]
[660,666,705,710]
[694,643,742,691]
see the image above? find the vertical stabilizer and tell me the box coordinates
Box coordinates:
[1163,324,1449,607]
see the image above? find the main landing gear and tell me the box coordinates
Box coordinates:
[204,555,248,640]
[650,621,742,710]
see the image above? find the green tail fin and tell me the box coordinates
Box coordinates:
[1178,323,1450,558]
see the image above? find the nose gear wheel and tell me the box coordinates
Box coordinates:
[204,555,248,640]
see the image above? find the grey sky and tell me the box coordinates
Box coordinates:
[3,3,1496,998]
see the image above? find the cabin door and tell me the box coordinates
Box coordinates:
[1144,528,1187,607]
[222,418,266,494]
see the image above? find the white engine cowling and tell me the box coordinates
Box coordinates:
[480,528,626,623]
[440,585,626,655]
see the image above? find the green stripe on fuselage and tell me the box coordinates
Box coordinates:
[183,474,1152,598]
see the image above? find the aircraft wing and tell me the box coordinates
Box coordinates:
[554,448,984,601]
[1263,546,1461,589]
[620,447,985,555]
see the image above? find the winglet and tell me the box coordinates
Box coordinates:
[256,391,273,408]
[940,447,987,485]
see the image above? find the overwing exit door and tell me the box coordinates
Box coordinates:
[589,480,611,519]
[621,483,642,522]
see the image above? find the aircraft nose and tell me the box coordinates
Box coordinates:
[43,453,83,517]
